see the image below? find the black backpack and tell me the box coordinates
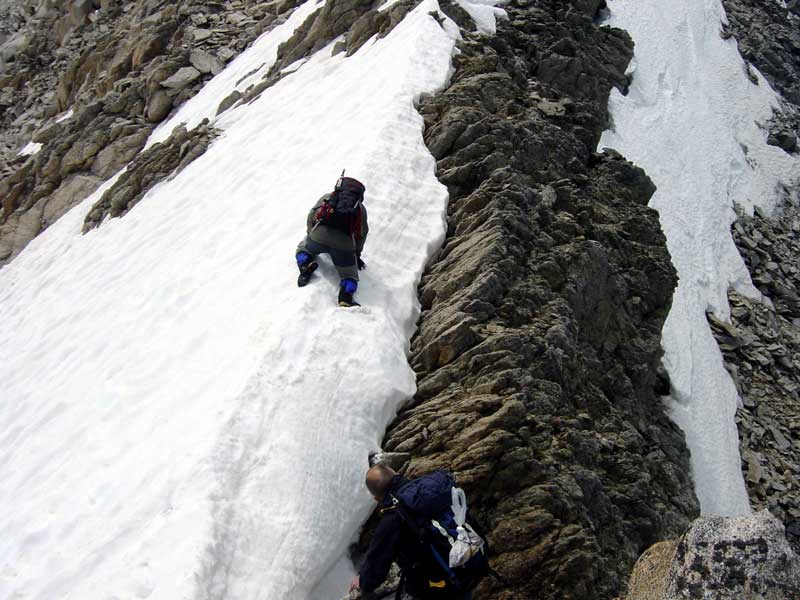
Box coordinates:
[390,471,491,599]
[315,174,365,236]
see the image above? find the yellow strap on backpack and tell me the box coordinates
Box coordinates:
[428,580,446,588]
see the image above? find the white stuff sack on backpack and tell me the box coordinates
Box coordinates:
[448,486,484,567]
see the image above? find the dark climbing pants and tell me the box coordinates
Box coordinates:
[296,237,358,281]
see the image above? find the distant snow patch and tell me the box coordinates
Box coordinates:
[56,109,74,123]
[17,141,42,156]
[456,0,508,35]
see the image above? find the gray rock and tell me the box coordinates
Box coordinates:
[189,27,213,43]
[159,66,201,90]
[70,0,96,26]
[190,49,224,75]
[216,89,242,115]
[366,5,697,600]
[91,128,150,178]
[662,512,800,599]
[226,11,250,26]
[0,31,31,62]
[41,173,101,226]
[146,90,173,123]
[767,130,798,153]
[0,200,43,262]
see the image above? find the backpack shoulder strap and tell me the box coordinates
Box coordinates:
[388,495,425,541]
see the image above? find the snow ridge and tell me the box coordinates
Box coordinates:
[0,2,483,598]
[600,0,800,515]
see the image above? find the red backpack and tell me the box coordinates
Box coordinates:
[315,174,365,237]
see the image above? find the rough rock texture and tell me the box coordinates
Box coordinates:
[213,0,420,120]
[708,200,800,555]
[215,0,418,112]
[626,512,800,600]
[0,0,303,264]
[356,2,700,599]
[721,0,800,152]
[625,540,678,600]
[272,0,417,72]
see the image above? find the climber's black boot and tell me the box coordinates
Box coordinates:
[338,278,360,307]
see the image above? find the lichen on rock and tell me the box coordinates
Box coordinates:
[626,511,800,600]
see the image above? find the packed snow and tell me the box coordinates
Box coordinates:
[455,0,508,35]
[600,0,800,515]
[17,141,42,156]
[0,1,506,598]
[55,109,74,124]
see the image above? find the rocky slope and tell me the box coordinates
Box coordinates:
[710,0,800,556]
[710,201,800,555]
[721,0,800,154]
[0,0,301,264]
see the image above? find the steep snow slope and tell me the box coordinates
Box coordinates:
[0,2,486,598]
[600,0,800,515]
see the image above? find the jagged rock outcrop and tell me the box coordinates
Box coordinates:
[0,0,303,265]
[626,511,800,600]
[271,0,418,71]
[221,0,419,109]
[356,2,700,598]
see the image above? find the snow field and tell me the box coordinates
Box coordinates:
[0,1,490,598]
[600,0,800,515]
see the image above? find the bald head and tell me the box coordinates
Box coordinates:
[365,464,397,499]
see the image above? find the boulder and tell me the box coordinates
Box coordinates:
[627,512,800,600]
[626,541,677,600]
[91,128,150,177]
[70,0,96,26]
[41,173,101,226]
[146,89,173,123]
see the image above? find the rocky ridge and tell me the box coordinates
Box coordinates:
[0,0,302,264]
[357,1,700,598]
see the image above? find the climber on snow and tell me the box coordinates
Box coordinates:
[295,171,368,307]
[349,464,492,599]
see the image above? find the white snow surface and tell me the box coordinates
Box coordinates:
[455,0,507,35]
[0,2,485,598]
[600,0,800,515]
[56,109,74,124]
[17,141,42,156]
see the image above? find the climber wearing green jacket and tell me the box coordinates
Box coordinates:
[295,175,368,307]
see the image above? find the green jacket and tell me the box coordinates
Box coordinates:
[306,194,369,254]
